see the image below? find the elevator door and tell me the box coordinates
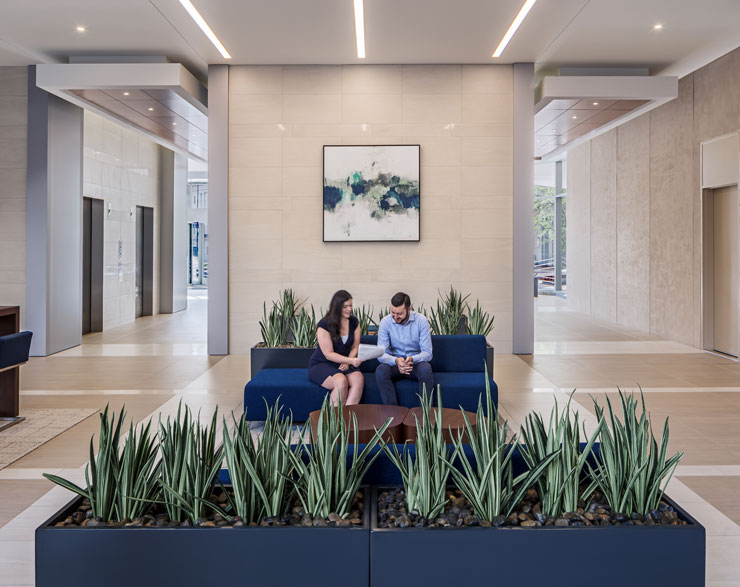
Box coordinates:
[82,197,104,334]
[135,206,154,318]
[136,207,144,318]
[713,185,739,357]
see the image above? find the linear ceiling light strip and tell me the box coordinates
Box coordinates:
[354,0,366,59]
[492,0,537,58]
[179,0,232,59]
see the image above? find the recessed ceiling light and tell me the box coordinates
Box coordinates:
[653,23,664,30]
[572,115,577,119]
[76,25,86,33]
[551,128,556,132]
[178,0,232,59]
[354,0,366,59]
[148,107,154,112]
[123,92,130,96]
[592,101,599,106]
[492,0,537,58]
[172,122,177,126]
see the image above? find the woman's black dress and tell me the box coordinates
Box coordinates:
[308,316,360,386]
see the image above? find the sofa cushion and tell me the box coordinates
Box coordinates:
[244,368,497,421]
[244,368,328,422]
[362,372,496,414]
[360,334,487,373]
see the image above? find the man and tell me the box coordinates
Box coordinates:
[375,292,434,405]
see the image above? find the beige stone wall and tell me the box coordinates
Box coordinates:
[83,111,162,330]
[0,67,27,326]
[589,130,617,324]
[565,141,590,315]
[228,65,514,353]
[566,45,740,346]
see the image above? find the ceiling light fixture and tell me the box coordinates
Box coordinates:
[178,0,232,59]
[148,107,154,111]
[572,115,577,119]
[354,0,366,59]
[592,101,599,105]
[76,25,86,33]
[653,23,664,30]
[123,92,130,96]
[492,0,536,58]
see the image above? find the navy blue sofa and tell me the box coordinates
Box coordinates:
[0,331,33,371]
[243,334,497,421]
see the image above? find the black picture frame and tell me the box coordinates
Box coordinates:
[322,144,421,243]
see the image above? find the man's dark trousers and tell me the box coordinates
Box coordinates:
[375,362,434,405]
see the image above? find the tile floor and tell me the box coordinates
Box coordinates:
[0,291,737,585]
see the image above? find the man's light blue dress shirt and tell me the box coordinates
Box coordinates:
[377,311,433,366]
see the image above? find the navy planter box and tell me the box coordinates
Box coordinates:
[36,488,370,587]
[370,487,705,587]
[250,346,314,378]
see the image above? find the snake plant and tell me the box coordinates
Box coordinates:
[449,371,559,521]
[382,386,451,519]
[158,403,223,524]
[222,403,296,523]
[518,393,602,517]
[585,389,682,516]
[287,396,390,518]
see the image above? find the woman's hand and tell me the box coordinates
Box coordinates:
[349,357,364,368]
[338,363,349,372]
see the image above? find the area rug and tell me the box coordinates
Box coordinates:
[0,408,99,470]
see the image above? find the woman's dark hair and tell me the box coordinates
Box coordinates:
[391,292,411,309]
[324,290,353,340]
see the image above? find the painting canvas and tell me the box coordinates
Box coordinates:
[323,145,420,242]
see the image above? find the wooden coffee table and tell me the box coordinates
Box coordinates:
[308,404,409,444]
[403,407,477,444]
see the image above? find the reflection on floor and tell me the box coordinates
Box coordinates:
[0,292,738,584]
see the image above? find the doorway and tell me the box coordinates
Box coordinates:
[82,197,104,334]
[135,206,154,318]
[712,186,739,357]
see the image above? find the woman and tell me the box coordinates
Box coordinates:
[308,290,364,406]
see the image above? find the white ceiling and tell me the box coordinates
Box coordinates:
[0,0,739,81]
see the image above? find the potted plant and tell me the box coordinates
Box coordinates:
[369,384,705,587]
[251,289,318,377]
[36,399,384,587]
[426,287,495,375]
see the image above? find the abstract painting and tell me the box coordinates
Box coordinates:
[323,145,420,242]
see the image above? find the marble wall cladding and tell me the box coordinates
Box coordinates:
[648,75,695,346]
[566,141,591,315]
[228,65,514,353]
[616,116,650,332]
[589,130,617,323]
[566,42,740,348]
[83,111,161,330]
[0,67,27,326]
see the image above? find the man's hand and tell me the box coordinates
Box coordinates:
[396,356,413,375]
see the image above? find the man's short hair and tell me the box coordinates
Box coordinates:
[391,292,411,309]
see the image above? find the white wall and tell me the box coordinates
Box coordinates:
[0,67,27,325]
[228,64,515,353]
[83,111,162,329]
